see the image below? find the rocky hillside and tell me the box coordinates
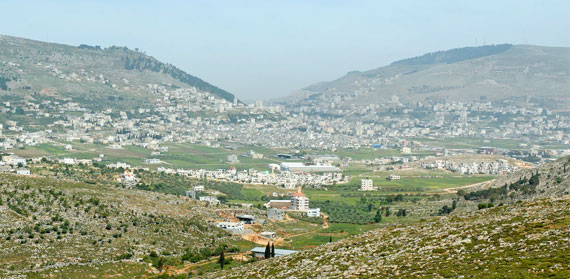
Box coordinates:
[207,197,569,278]
[207,159,570,278]
[288,44,569,108]
[0,174,238,278]
[0,35,235,106]
[462,156,570,201]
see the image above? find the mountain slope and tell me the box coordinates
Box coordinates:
[207,197,570,279]
[207,159,570,278]
[0,174,237,278]
[0,35,235,105]
[290,44,570,106]
[462,156,570,201]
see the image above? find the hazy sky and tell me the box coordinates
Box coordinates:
[1,1,568,100]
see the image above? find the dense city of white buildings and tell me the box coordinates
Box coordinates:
[157,166,344,188]
[0,82,568,167]
[421,159,518,175]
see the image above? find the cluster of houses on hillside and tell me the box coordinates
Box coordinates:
[157,166,344,188]
[421,159,518,175]
[0,75,568,166]
[0,155,30,175]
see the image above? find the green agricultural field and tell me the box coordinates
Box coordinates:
[301,176,494,206]
[300,148,400,161]
[362,175,495,193]
[13,141,285,171]
[13,141,152,162]
[146,142,283,170]
[346,168,496,192]
[280,218,429,250]
[413,137,525,149]
[240,188,266,200]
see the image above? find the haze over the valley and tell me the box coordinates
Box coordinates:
[0,0,568,100]
[0,1,569,278]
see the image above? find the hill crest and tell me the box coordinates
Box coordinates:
[289,44,569,107]
[0,35,236,104]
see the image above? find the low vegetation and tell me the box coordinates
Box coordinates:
[0,174,243,278]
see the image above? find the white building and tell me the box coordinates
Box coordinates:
[120,170,137,188]
[200,196,220,206]
[62,158,76,165]
[267,208,285,220]
[401,147,412,154]
[260,231,276,239]
[16,169,31,176]
[144,158,161,164]
[185,190,196,199]
[227,154,239,163]
[388,174,401,180]
[3,156,26,167]
[107,162,131,169]
[193,185,205,192]
[360,178,377,191]
[216,222,244,231]
[249,150,264,159]
[290,189,310,211]
[280,162,339,173]
[306,208,321,217]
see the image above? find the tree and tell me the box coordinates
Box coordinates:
[452,200,457,210]
[385,207,391,217]
[219,249,225,270]
[529,173,540,186]
[374,210,382,223]
[329,236,333,243]
[457,189,466,199]
[271,243,275,258]
[396,208,407,217]
[394,194,403,202]
[156,257,164,272]
[438,205,453,215]
[264,242,271,259]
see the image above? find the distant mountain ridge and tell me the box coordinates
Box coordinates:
[391,44,513,65]
[120,48,234,101]
[289,44,570,107]
[0,35,236,105]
